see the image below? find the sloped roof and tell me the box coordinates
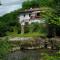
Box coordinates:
[20,8,40,13]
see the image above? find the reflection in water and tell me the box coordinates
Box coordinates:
[5,49,59,60]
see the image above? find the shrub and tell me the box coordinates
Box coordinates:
[0,37,11,59]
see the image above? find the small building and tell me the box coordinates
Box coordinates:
[18,8,45,34]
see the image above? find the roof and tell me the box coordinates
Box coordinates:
[20,8,40,13]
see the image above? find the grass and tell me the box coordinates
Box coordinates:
[6,32,46,37]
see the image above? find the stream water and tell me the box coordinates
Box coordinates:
[5,49,59,60]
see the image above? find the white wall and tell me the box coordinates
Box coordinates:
[29,19,45,24]
[19,14,30,22]
[19,13,45,25]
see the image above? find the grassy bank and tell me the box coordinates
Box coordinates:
[6,32,46,37]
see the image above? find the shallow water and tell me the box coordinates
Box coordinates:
[5,49,59,60]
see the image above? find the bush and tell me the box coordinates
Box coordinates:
[29,22,47,34]
[0,38,11,59]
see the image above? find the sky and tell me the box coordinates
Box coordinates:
[0,0,25,16]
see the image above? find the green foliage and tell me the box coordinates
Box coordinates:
[22,0,55,9]
[38,0,54,7]
[29,22,47,34]
[0,38,11,59]
[0,10,21,37]
[7,32,42,37]
[42,53,60,60]
[22,0,39,9]
[40,6,60,36]
[29,23,40,33]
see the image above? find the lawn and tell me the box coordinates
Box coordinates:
[6,32,46,37]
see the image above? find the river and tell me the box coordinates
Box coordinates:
[4,49,59,60]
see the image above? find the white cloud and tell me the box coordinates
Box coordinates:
[0,4,21,16]
[1,0,25,5]
[0,0,25,16]
[1,0,20,4]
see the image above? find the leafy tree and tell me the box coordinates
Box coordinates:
[22,0,39,9]
[22,0,55,9]
[0,9,21,36]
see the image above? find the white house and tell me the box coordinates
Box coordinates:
[18,8,45,34]
[19,8,45,25]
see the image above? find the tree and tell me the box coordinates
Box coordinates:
[22,0,55,9]
[0,9,21,36]
[22,0,39,9]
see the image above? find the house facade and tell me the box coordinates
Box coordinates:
[19,8,45,25]
[18,8,45,34]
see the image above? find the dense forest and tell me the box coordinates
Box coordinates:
[0,10,20,36]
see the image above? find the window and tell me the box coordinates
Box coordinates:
[24,14,25,17]
[37,13,40,16]
[29,14,31,17]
